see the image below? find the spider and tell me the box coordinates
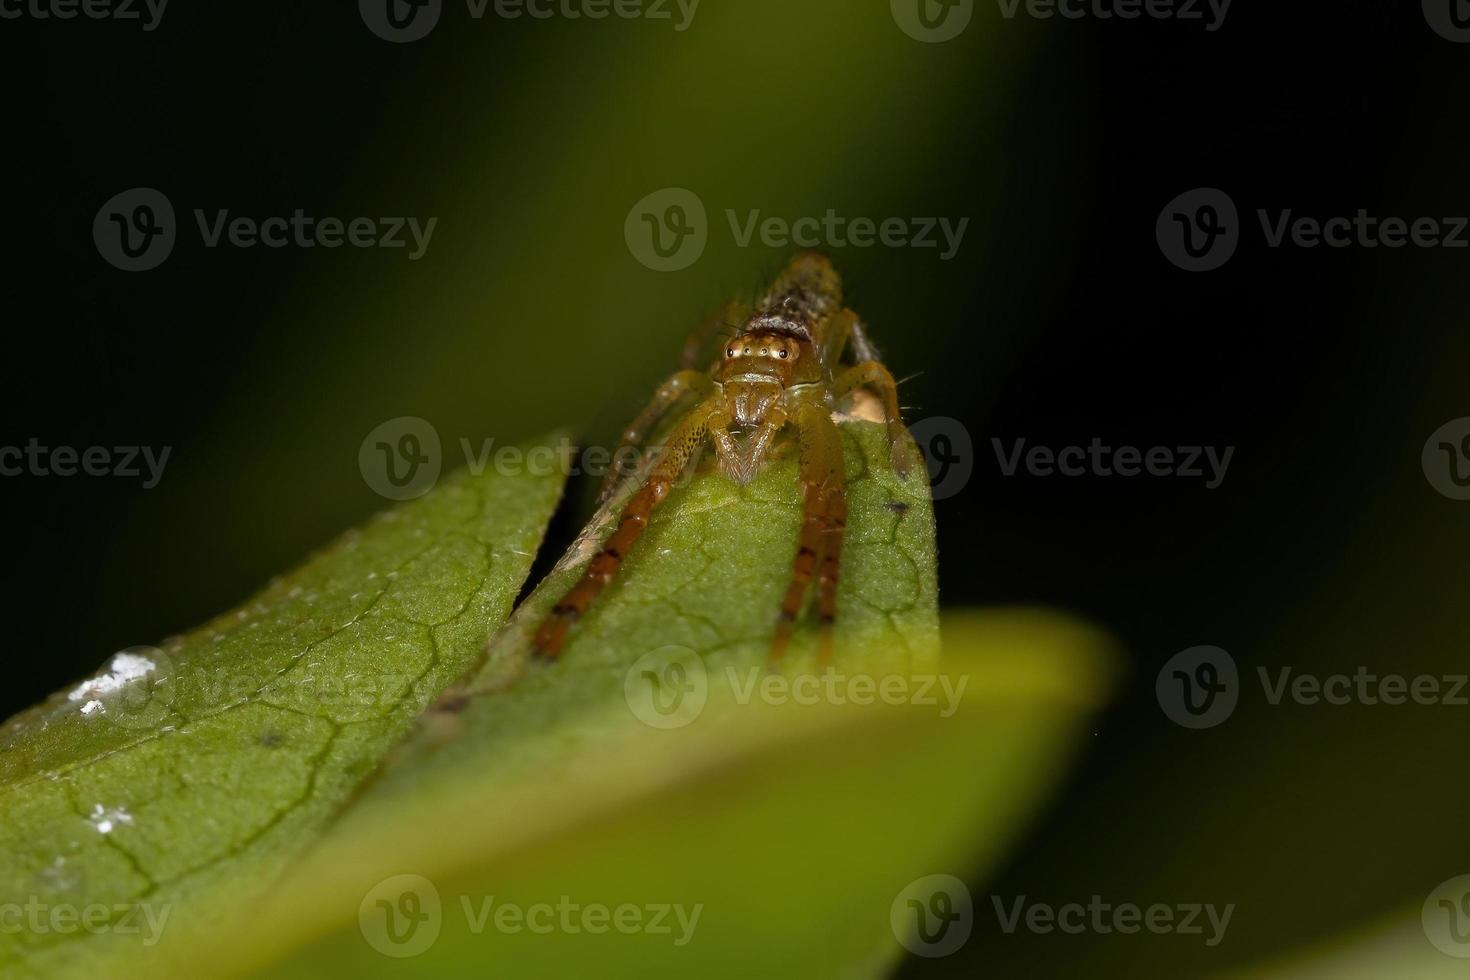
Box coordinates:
[532,251,914,664]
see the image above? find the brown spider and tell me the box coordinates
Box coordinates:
[532,251,914,664]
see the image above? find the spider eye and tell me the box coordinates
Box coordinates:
[778,349,789,359]
[760,347,769,356]
[726,348,735,357]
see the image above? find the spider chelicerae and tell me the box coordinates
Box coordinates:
[532,251,915,663]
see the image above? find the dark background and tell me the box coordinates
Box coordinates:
[3,2,1467,976]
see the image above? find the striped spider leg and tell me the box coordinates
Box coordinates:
[533,251,913,663]
[596,299,748,507]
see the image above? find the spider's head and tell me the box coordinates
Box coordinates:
[717,331,803,426]
[721,332,801,366]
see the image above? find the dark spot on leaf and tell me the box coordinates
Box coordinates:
[434,692,471,715]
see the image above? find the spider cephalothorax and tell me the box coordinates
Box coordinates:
[715,330,811,436]
[533,251,913,663]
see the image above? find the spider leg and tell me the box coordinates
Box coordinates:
[597,368,711,506]
[771,403,847,665]
[814,465,848,666]
[680,299,749,370]
[534,395,729,659]
[832,360,913,479]
[847,317,884,364]
[818,308,857,367]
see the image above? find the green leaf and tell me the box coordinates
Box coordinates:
[1241,901,1470,979]
[0,438,568,980]
[174,610,1114,980]
[120,420,1112,978]
[1,419,1114,980]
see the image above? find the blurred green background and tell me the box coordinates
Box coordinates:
[4,0,1469,975]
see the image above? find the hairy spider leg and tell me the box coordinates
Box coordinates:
[534,396,736,659]
[847,317,884,365]
[816,307,857,369]
[597,369,711,506]
[597,300,747,506]
[832,359,913,478]
[771,400,848,665]
[814,451,849,666]
[680,300,749,370]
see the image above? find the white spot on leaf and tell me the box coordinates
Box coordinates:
[67,652,157,703]
[88,804,134,835]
